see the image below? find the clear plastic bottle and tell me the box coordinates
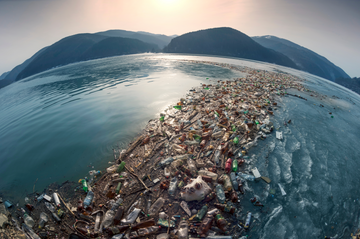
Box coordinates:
[45,202,61,222]
[21,208,35,228]
[148,197,165,217]
[83,191,94,209]
[230,172,238,191]
[214,146,221,165]
[237,172,255,181]
[168,177,178,196]
[101,209,116,230]
[178,219,189,239]
[198,170,218,181]
[215,184,225,204]
[38,212,49,229]
[22,223,41,239]
[187,158,197,174]
[121,208,141,224]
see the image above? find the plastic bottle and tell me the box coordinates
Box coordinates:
[215,184,225,204]
[214,203,235,214]
[113,206,125,225]
[53,192,61,207]
[101,209,116,230]
[21,208,35,228]
[107,225,130,236]
[198,170,218,181]
[195,205,208,221]
[232,159,238,172]
[83,191,94,210]
[115,182,122,194]
[37,212,49,229]
[233,136,239,145]
[230,172,238,191]
[22,223,41,239]
[168,177,178,196]
[237,172,255,181]
[159,157,175,167]
[79,179,88,192]
[178,219,189,239]
[225,158,232,173]
[137,226,159,237]
[214,146,221,165]
[148,197,165,217]
[44,202,61,222]
[244,212,252,229]
[198,214,214,237]
[220,174,232,191]
[187,158,197,174]
[222,132,230,142]
[117,161,126,173]
[215,214,229,233]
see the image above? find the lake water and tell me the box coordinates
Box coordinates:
[1,53,360,238]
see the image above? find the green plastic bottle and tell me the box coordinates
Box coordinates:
[231,125,236,132]
[193,134,202,142]
[79,179,88,192]
[117,161,126,173]
[160,116,164,122]
[232,159,238,172]
[173,105,182,110]
[115,182,122,194]
[233,137,239,145]
[194,205,208,221]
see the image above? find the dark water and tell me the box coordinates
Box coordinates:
[1,53,359,238]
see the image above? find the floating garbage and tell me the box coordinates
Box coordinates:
[278,183,287,196]
[1,61,310,238]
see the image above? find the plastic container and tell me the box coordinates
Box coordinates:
[198,170,218,181]
[220,174,232,191]
[178,219,189,239]
[53,193,60,207]
[215,184,225,204]
[187,158,197,174]
[164,167,171,178]
[168,177,178,196]
[244,212,252,229]
[21,208,35,228]
[121,208,141,224]
[22,223,40,239]
[230,172,238,191]
[38,212,49,228]
[159,157,175,167]
[148,197,165,217]
[101,209,116,230]
[194,205,208,221]
[214,146,221,165]
[237,172,255,181]
[225,158,232,173]
[83,191,94,209]
[117,161,126,173]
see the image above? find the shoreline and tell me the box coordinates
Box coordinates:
[1,62,331,239]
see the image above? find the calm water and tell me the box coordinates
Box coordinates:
[1,53,360,238]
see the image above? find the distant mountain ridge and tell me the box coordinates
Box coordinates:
[164,27,298,69]
[1,27,351,90]
[95,30,174,49]
[252,35,350,80]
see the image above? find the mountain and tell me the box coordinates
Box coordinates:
[252,35,350,81]
[2,46,48,83]
[16,34,158,81]
[0,71,9,80]
[164,27,298,69]
[96,30,174,49]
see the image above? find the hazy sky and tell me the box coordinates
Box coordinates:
[0,0,359,77]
